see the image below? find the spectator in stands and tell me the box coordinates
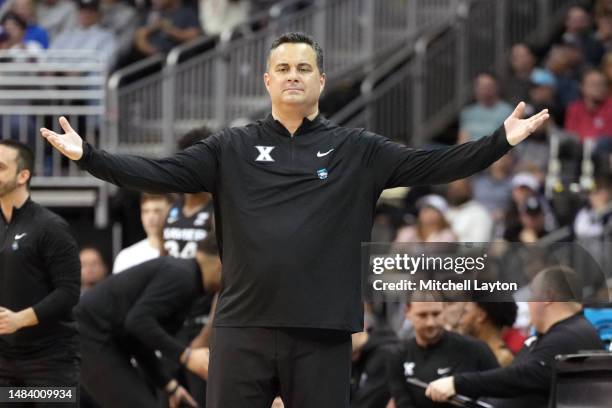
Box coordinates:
[80,246,108,294]
[565,68,612,140]
[113,193,173,274]
[49,0,118,70]
[505,43,539,105]
[36,0,78,41]
[504,171,557,241]
[12,0,49,49]
[426,266,604,408]
[562,5,605,66]
[459,72,513,142]
[506,196,549,243]
[573,177,612,240]
[199,0,250,36]
[525,68,564,127]
[394,195,456,243]
[387,297,499,408]
[458,302,518,367]
[545,44,581,110]
[100,0,138,58]
[0,12,39,51]
[473,154,513,233]
[511,74,558,176]
[446,178,493,242]
[132,0,201,59]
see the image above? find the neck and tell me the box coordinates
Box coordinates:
[477,324,504,347]
[415,331,443,348]
[147,234,162,250]
[183,193,210,216]
[271,105,319,135]
[541,304,581,333]
[0,188,29,223]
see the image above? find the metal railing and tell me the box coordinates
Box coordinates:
[108,0,459,156]
[331,0,578,147]
[0,49,110,227]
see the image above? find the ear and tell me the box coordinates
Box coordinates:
[476,308,487,324]
[263,72,270,93]
[319,72,326,93]
[17,169,30,187]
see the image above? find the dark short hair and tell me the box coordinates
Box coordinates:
[269,32,324,73]
[475,70,499,83]
[1,12,27,31]
[0,139,34,188]
[178,126,213,151]
[140,192,175,206]
[197,233,218,256]
[534,265,583,302]
[476,302,518,329]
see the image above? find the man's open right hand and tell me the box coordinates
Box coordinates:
[40,116,84,161]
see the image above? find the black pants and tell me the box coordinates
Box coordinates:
[206,327,352,408]
[0,350,80,408]
[80,337,159,408]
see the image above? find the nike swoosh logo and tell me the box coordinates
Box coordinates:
[15,233,27,240]
[317,149,334,157]
[437,367,451,375]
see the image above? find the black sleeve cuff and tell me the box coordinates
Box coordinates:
[76,141,92,168]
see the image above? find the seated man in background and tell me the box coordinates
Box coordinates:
[426,265,604,408]
[131,0,200,60]
[50,0,118,70]
[387,294,499,408]
[458,301,518,367]
[113,193,173,274]
[459,72,514,142]
[76,234,221,408]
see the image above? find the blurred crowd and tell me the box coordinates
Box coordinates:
[0,0,284,71]
[371,1,612,262]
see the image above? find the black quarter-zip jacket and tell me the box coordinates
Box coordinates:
[78,114,513,332]
[0,198,80,358]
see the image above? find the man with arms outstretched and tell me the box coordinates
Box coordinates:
[41,32,549,408]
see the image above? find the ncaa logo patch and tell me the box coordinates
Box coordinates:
[317,168,328,180]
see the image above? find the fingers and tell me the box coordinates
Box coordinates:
[40,129,66,152]
[59,116,75,134]
[526,109,550,132]
[511,101,526,118]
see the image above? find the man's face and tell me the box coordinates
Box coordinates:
[510,44,535,73]
[80,248,107,288]
[474,74,498,105]
[458,302,482,336]
[141,199,170,238]
[0,146,26,198]
[78,8,99,28]
[582,71,608,104]
[264,43,325,111]
[565,7,590,33]
[406,302,445,346]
